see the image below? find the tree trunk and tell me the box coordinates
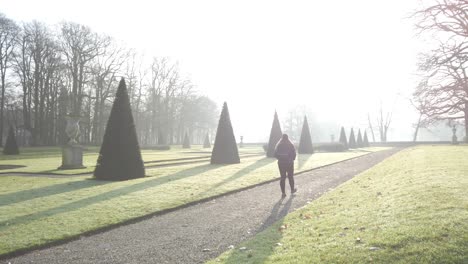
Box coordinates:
[0,75,5,147]
[413,113,423,142]
[465,102,468,143]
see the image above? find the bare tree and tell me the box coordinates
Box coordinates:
[414,0,468,37]
[413,0,468,141]
[0,13,19,146]
[367,113,376,142]
[88,38,127,144]
[59,22,110,116]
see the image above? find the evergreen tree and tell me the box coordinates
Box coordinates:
[363,131,370,147]
[211,102,240,164]
[339,127,348,150]
[348,128,357,149]
[356,129,363,148]
[182,132,191,148]
[94,78,145,181]
[203,133,211,148]
[266,111,282,157]
[298,116,313,154]
[3,126,19,155]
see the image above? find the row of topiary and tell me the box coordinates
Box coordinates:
[266,111,314,157]
[1,78,368,181]
[338,127,370,149]
[93,79,242,181]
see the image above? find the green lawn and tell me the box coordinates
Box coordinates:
[0,147,385,257]
[208,145,468,264]
[0,145,252,174]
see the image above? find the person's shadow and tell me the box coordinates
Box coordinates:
[223,196,294,264]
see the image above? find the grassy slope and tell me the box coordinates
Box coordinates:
[0,148,384,256]
[208,145,468,264]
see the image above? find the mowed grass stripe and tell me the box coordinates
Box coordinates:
[208,145,468,264]
[0,148,385,256]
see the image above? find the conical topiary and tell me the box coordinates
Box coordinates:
[298,116,313,154]
[203,133,211,148]
[339,127,348,150]
[3,126,19,155]
[266,111,282,157]
[356,129,363,148]
[94,78,145,181]
[182,132,191,148]
[211,102,240,164]
[363,131,370,147]
[348,128,357,149]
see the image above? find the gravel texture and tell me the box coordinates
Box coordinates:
[3,148,400,264]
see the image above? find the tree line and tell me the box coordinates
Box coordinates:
[0,13,218,147]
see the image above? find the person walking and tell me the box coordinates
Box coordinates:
[274,134,297,198]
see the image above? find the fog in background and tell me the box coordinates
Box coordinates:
[2,0,456,143]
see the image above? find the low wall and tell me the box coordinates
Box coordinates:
[369,141,454,147]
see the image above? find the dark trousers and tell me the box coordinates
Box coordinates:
[278,162,294,194]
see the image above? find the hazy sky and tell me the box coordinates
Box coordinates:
[1,0,432,142]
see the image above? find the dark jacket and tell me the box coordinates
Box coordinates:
[274,140,296,164]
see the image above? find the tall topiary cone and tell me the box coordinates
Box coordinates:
[356,129,363,148]
[211,102,240,164]
[203,133,211,148]
[348,128,357,149]
[94,78,145,181]
[363,131,370,147]
[298,116,313,154]
[182,132,191,148]
[3,126,19,155]
[266,111,283,157]
[339,127,348,150]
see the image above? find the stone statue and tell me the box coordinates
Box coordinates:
[65,116,81,145]
[452,125,458,145]
[59,115,85,169]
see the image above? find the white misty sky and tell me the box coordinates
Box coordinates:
[1,0,430,142]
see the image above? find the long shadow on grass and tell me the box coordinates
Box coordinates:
[297,154,313,170]
[0,180,109,207]
[223,196,293,264]
[0,163,218,229]
[198,158,275,197]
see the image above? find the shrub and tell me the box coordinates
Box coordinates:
[203,134,211,148]
[3,126,19,155]
[363,131,370,147]
[338,127,348,150]
[348,128,357,149]
[211,102,240,164]
[298,116,314,154]
[266,111,283,157]
[94,78,145,181]
[144,145,171,150]
[356,129,363,148]
[314,142,346,152]
[182,132,191,148]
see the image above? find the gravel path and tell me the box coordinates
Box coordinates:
[3,148,400,264]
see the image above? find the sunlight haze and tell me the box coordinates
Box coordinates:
[1,0,426,142]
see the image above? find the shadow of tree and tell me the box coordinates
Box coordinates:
[0,163,218,229]
[198,158,276,197]
[0,179,109,207]
[222,196,294,264]
[297,154,313,170]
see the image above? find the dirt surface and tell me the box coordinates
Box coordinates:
[2,148,401,264]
